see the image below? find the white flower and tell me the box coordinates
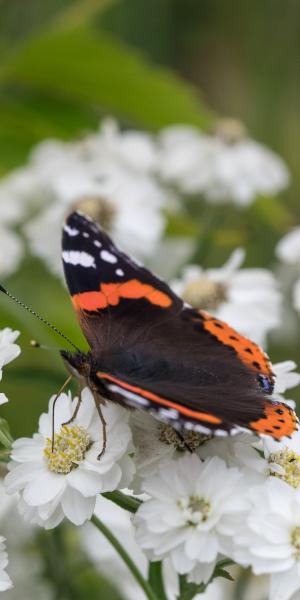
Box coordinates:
[0,537,12,591]
[276,228,300,264]
[198,433,267,483]
[159,123,290,205]
[234,478,300,600]
[130,411,212,492]
[22,119,167,276]
[0,328,20,382]
[0,228,23,278]
[0,168,33,224]
[171,248,281,346]
[5,387,134,527]
[273,362,300,395]
[135,454,247,584]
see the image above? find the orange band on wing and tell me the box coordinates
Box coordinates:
[72,279,172,312]
[199,310,274,381]
[250,402,298,440]
[97,371,222,425]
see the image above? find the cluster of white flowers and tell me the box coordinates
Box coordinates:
[0,326,21,592]
[133,388,300,600]
[1,352,299,599]
[158,120,290,205]
[0,118,289,279]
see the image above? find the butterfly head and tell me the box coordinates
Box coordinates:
[60,349,92,382]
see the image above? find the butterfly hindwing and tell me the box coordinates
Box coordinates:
[62,211,298,440]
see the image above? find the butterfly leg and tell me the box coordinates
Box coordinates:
[95,400,107,460]
[62,387,83,426]
[51,374,73,452]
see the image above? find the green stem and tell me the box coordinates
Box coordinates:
[91,515,159,600]
[148,562,168,600]
[0,419,13,449]
[102,490,142,513]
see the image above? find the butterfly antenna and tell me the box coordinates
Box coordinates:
[0,284,80,353]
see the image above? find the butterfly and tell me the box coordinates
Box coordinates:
[61,210,298,446]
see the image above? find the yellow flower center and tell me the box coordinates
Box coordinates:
[269,448,300,488]
[44,425,91,474]
[178,495,211,525]
[291,526,300,558]
[182,277,226,310]
[73,197,116,231]
[213,118,247,144]
[158,424,210,451]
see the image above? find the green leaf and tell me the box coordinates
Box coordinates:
[2,25,214,130]
[102,490,142,513]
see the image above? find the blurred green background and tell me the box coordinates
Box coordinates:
[0,0,299,439]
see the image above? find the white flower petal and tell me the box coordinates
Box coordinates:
[61,487,95,525]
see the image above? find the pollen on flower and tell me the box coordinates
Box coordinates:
[178,495,211,525]
[182,277,226,310]
[291,526,300,558]
[269,448,300,488]
[158,423,210,451]
[44,425,91,474]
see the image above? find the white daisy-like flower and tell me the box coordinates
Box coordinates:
[234,477,300,600]
[130,411,212,492]
[0,328,20,385]
[276,228,300,264]
[159,122,290,205]
[198,433,266,483]
[21,119,167,277]
[0,228,23,279]
[135,454,247,584]
[5,387,134,527]
[0,536,12,591]
[276,229,300,318]
[171,248,281,346]
[273,361,300,395]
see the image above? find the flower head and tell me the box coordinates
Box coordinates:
[159,123,290,205]
[22,119,167,277]
[135,454,247,584]
[172,248,281,345]
[0,328,20,384]
[234,478,300,600]
[5,388,134,527]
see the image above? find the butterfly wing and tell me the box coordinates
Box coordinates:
[62,211,297,439]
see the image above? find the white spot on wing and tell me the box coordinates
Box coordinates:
[62,250,96,268]
[101,250,117,264]
[83,232,89,238]
[107,384,150,407]
[64,225,79,237]
[158,408,178,420]
[94,240,102,248]
[116,268,124,276]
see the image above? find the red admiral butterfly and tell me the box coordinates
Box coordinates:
[61,211,298,442]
